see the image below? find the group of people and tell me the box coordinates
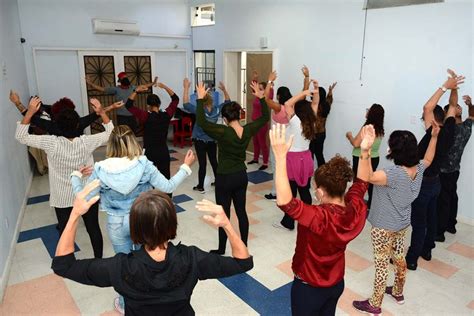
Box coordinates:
[10,66,473,315]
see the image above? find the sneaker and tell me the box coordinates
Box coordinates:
[385,286,405,305]
[272,222,294,231]
[193,186,205,193]
[114,297,125,315]
[352,299,381,315]
[264,193,277,200]
[247,160,258,165]
[258,165,268,171]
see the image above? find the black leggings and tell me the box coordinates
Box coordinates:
[291,278,344,316]
[147,150,172,197]
[310,132,326,168]
[352,155,379,209]
[55,202,103,258]
[215,170,248,252]
[194,139,218,188]
[281,178,312,230]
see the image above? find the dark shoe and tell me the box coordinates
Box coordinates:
[446,227,457,234]
[193,186,205,193]
[209,249,225,255]
[258,165,268,171]
[385,286,405,305]
[421,251,432,261]
[435,234,445,242]
[247,160,258,165]
[352,299,381,315]
[264,193,276,200]
[272,222,294,231]
[407,262,417,271]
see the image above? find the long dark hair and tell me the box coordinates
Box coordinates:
[277,86,292,105]
[295,100,317,140]
[364,104,385,137]
[317,87,331,118]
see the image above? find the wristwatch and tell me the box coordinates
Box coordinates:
[440,86,447,92]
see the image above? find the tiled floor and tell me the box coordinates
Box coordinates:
[1,145,474,315]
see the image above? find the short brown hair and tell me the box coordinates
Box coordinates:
[106,125,142,159]
[130,190,177,250]
[314,155,353,198]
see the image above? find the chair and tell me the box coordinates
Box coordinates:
[172,117,193,148]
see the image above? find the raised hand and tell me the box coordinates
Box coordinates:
[269,123,293,159]
[268,71,277,82]
[72,180,100,216]
[328,82,337,93]
[301,65,310,78]
[90,98,103,114]
[443,72,465,90]
[463,95,472,106]
[447,68,458,78]
[136,85,148,93]
[196,82,209,99]
[345,131,353,140]
[431,120,440,138]
[183,78,191,89]
[183,149,196,166]
[218,81,226,91]
[111,101,124,109]
[27,96,42,115]
[250,81,264,99]
[9,90,20,105]
[360,124,375,151]
[196,199,230,228]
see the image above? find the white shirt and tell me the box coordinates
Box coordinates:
[287,115,310,152]
[15,121,114,207]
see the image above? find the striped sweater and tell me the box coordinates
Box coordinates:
[15,121,114,208]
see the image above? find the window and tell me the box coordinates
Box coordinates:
[194,50,215,89]
[191,3,215,27]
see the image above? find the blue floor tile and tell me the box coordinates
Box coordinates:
[27,194,50,205]
[247,170,273,184]
[173,194,193,204]
[18,224,80,258]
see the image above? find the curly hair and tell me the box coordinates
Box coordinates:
[386,130,419,167]
[364,104,385,137]
[314,155,353,198]
[51,97,75,118]
[295,100,317,140]
[56,108,80,138]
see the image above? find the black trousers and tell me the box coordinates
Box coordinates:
[117,115,138,135]
[215,170,248,252]
[310,132,326,168]
[146,149,172,197]
[55,202,103,258]
[437,171,460,235]
[291,278,344,316]
[352,156,379,209]
[281,178,312,230]
[194,139,218,188]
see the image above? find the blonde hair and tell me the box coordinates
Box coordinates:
[106,125,142,159]
[203,93,213,107]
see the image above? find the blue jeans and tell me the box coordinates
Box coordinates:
[406,177,441,265]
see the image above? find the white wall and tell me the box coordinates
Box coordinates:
[18,0,192,109]
[0,0,33,301]
[190,0,473,222]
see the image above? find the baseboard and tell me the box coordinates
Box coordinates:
[0,171,34,303]
[457,215,474,226]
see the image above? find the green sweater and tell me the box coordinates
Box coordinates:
[196,98,269,174]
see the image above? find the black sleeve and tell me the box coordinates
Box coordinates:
[30,115,55,134]
[191,246,253,280]
[125,98,134,109]
[78,113,99,131]
[52,253,119,288]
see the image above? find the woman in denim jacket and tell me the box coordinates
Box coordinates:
[71,125,195,313]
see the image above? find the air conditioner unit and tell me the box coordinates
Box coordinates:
[92,19,140,36]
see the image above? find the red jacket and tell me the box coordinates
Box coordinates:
[278,179,368,287]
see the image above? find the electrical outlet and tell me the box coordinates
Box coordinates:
[4,218,9,230]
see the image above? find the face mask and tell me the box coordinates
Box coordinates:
[120,78,131,86]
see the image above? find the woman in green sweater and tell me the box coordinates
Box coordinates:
[196,81,269,254]
[346,104,385,209]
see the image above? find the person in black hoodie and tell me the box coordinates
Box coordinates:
[52,181,253,316]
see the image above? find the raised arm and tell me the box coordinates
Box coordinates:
[83,99,114,149]
[218,81,231,102]
[85,75,106,93]
[196,82,226,140]
[463,95,474,120]
[326,82,337,107]
[156,81,179,117]
[284,89,311,120]
[346,127,363,148]
[183,78,191,104]
[9,90,27,114]
[145,76,159,89]
[302,65,310,91]
[124,86,149,124]
[245,82,270,136]
[265,71,282,112]
[272,124,294,206]
[422,120,440,168]
[148,150,194,192]
[423,70,464,129]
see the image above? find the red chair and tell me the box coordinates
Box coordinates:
[173,117,193,148]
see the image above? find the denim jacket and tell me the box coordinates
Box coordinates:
[71,156,191,216]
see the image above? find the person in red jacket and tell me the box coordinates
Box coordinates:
[271,123,374,315]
